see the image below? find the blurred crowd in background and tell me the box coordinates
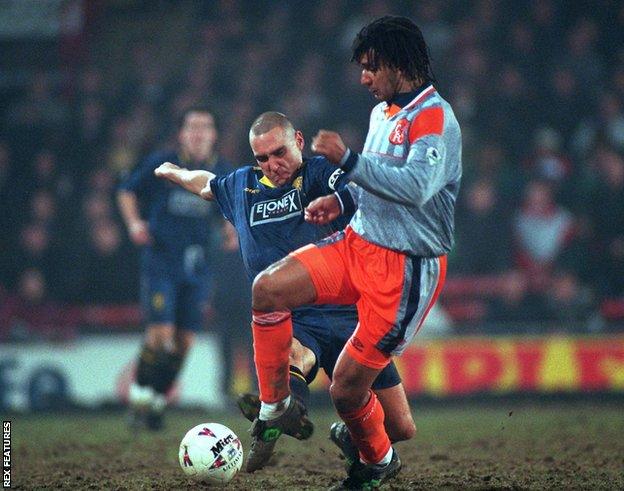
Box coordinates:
[1,0,624,342]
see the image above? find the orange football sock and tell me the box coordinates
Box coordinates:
[252,309,292,403]
[338,390,391,464]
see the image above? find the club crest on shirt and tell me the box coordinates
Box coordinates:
[250,188,302,226]
[389,118,409,145]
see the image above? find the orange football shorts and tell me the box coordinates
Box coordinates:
[290,226,446,369]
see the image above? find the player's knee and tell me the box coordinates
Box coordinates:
[146,324,175,349]
[330,380,366,413]
[252,271,283,311]
[329,381,347,411]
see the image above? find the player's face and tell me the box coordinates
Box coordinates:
[179,112,217,162]
[250,127,305,187]
[358,53,405,102]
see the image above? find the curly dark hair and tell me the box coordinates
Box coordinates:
[351,15,435,84]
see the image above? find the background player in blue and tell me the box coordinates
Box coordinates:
[117,106,231,430]
[154,111,416,473]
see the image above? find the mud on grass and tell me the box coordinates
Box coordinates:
[10,402,624,490]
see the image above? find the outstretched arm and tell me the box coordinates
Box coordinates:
[154,162,216,200]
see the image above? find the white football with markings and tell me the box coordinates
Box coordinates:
[178,422,243,484]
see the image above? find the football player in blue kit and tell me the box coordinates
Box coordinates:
[155,111,416,472]
[117,106,231,430]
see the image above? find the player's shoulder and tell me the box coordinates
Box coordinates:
[371,101,386,118]
[215,164,257,189]
[235,164,256,178]
[302,156,345,191]
[302,156,334,182]
[303,156,334,174]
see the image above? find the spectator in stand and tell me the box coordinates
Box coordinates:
[544,269,602,333]
[523,127,578,210]
[11,223,55,288]
[587,148,624,297]
[524,128,572,188]
[483,64,537,162]
[411,0,453,65]
[73,219,138,304]
[572,92,624,159]
[0,268,75,342]
[505,21,541,89]
[530,0,561,62]
[454,179,512,274]
[485,269,550,334]
[514,179,575,289]
[28,189,57,227]
[466,140,524,204]
[544,67,582,147]
[81,192,115,224]
[561,19,604,104]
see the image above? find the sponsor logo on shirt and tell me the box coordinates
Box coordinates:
[389,118,409,145]
[250,189,302,226]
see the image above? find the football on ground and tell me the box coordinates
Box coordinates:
[178,422,243,485]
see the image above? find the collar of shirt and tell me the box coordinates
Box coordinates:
[384,82,432,117]
[256,159,307,189]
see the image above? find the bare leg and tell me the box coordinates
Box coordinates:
[330,348,392,464]
[251,255,318,404]
[375,384,416,442]
[252,255,317,311]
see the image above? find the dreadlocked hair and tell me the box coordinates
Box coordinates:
[351,15,435,84]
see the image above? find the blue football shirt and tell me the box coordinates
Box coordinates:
[210,156,356,322]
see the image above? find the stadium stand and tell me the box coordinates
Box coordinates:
[1,0,623,340]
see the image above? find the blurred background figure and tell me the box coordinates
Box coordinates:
[544,269,603,333]
[484,269,550,335]
[514,180,575,289]
[453,178,512,275]
[0,268,75,342]
[117,106,231,431]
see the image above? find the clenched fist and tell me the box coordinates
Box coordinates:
[311,130,347,165]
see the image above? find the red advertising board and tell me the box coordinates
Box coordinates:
[303,335,624,396]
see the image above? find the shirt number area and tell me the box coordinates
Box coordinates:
[249,189,303,226]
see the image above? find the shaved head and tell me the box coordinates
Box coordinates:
[249,111,296,140]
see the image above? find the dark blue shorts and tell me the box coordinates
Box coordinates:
[140,249,212,332]
[292,310,401,390]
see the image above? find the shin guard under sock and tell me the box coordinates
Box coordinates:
[136,345,158,387]
[289,365,310,407]
[338,390,391,464]
[152,351,184,395]
[252,309,292,403]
